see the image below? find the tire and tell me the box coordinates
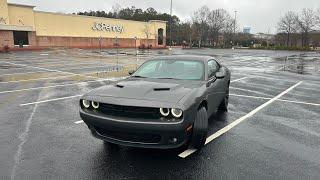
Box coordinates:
[103,141,119,149]
[218,86,229,112]
[189,107,208,149]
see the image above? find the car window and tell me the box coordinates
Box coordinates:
[136,60,161,75]
[133,59,204,80]
[208,60,220,78]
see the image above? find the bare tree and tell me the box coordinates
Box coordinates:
[112,3,121,18]
[178,21,193,47]
[207,9,234,46]
[192,6,210,47]
[222,15,236,47]
[316,8,320,28]
[277,11,297,46]
[295,8,317,47]
[143,23,151,49]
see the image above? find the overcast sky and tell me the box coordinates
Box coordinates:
[8,0,320,34]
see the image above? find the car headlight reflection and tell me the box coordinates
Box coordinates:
[92,101,100,109]
[160,108,170,117]
[171,108,183,118]
[82,99,90,108]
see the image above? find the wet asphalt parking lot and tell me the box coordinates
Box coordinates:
[0,48,319,180]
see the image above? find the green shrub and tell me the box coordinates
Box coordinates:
[250,45,311,51]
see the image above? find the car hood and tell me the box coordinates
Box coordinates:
[85,78,204,103]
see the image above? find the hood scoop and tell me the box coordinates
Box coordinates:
[153,88,170,91]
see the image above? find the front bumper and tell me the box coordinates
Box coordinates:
[80,109,191,149]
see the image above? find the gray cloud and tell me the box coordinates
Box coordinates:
[8,0,320,33]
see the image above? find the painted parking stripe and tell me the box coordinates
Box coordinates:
[230,94,320,106]
[230,87,274,97]
[59,65,116,71]
[26,62,99,68]
[277,99,320,106]
[0,81,96,94]
[20,95,82,106]
[178,81,303,158]
[3,61,102,80]
[3,61,69,74]
[230,77,247,83]
[0,71,49,76]
[178,149,197,158]
[0,74,77,84]
[224,59,254,63]
[277,66,285,71]
[231,72,296,83]
[74,120,84,124]
[230,93,271,100]
[0,77,124,94]
[17,78,125,106]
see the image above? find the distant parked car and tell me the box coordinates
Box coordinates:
[79,55,231,149]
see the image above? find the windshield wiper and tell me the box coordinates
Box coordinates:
[131,75,147,78]
[157,77,176,79]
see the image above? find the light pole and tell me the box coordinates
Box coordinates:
[234,10,237,47]
[116,36,119,72]
[134,36,138,69]
[234,11,237,34]
[169,0,173,50]
[134,36,137,56]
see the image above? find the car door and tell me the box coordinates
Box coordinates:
[206,60,225,116]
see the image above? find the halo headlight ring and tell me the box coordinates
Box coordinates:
[160,108,170,117]
[82,99,90,108]
[171,108,183,118]
[92,101,100,109]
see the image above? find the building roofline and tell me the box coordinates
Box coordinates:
[149,20,167,23]
[0,24,34,31]
[8,3,36,8]
[34,10,166,25]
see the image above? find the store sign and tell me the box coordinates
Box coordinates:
[92,22,124,33]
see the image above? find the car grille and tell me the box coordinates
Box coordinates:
[98,103,161,119]
[95,127,161,144]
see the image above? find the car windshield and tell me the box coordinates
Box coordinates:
[132,59,205,80]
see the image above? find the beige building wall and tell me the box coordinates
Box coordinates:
[0,0,9,25]
[8,4,35,29]
[34,11,166,40]
[1,0,166,49]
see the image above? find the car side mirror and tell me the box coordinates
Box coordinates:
[128,70,135,75]
[215,71,225,79]
[216,68,226,79]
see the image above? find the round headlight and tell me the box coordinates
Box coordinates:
[82,99,90,108]
[92,101,99,109]
[171,108,183,118]
[160,108,170,117]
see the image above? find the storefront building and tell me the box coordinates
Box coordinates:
[0,0,166,50]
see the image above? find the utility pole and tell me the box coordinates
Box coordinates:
[234,10,237,47]
[267,27,270,48]
[169,0,173,49]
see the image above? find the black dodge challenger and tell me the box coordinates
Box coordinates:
[79,55,230,149]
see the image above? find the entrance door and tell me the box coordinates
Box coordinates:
[13,31,29,46]
[158,28,164,45]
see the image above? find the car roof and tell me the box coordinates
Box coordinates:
[150,55,214,62]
